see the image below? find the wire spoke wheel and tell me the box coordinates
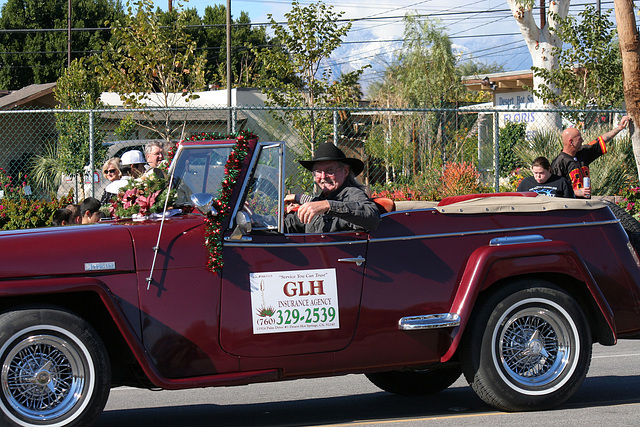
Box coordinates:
[494,303,574,391]
[460,281,592,411]
[2,332,89,422]
[0,309,110,427]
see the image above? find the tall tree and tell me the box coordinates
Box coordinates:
[506,0,570,129]
[369,15,469,178]
[395,14,465,108]
[530,5,623,119]
[0,0,124,89]
[614,0,640,179]
[31,58,105,199]
[95,0,206,141]
[254,0,368,153]
[200,5,268,88]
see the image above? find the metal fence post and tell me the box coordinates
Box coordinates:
[333,110,338,146]
[493,112,500,192]
[89,110,95,198]
[231,106,237,134]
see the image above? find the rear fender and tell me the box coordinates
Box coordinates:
[440,240,616,362]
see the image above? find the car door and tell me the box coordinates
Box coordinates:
[219,142,368,357]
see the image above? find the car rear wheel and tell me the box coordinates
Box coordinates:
[366,365,461,395]
[0,307,111,426]
[459,280,591,411]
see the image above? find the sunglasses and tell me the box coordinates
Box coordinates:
[104,169,118,174]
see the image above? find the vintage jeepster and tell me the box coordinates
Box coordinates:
[1,137,640,426]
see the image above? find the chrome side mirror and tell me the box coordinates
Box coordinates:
[229,211,252,240]
[190,193,218,215]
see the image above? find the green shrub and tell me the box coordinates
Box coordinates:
[616,185,640,221]
[371,162,489,201]
[499,122,526,177]
[0,193,72,230]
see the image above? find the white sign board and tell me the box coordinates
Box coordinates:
[250,268,340,334]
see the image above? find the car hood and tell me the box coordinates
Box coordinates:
[0,223,135,279]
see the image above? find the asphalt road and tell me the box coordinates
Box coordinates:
[96,339,640,426]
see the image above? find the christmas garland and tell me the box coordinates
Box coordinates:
[189,130,255,273]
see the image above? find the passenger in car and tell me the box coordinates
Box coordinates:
[66,204,81,224]
[104,150,146,197]
[284,143,380,233]
[80,197,102,224]
[52,208,72,226]
[100,158,122,204]
[517,156,574,198]
[144,140,165,169]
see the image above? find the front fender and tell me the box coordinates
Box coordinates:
[440,240,616,362]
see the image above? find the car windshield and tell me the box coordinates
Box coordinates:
[172,146,233,206]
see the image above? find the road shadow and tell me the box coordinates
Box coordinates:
[96,374,640,427]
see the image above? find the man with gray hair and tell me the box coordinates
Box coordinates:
[144,140,165,168]
[284,142,380,233]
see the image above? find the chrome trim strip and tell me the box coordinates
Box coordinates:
[399,313,461,330]
[224,239,368,248]
[490,234,550,246]
[370,219,620,244]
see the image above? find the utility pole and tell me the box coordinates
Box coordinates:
[67,0,71,66]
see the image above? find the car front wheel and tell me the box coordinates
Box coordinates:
[460,280,592,411]
[0,307,111,426]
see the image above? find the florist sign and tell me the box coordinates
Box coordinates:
[250,268,340,334]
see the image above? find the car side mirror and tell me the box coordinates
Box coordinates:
[229,211,252,240]
[190,193,218,216]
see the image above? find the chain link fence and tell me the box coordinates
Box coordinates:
[0,105,632,203]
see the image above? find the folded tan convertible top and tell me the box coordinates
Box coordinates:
[394,196,606,214]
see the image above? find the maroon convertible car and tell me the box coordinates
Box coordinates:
[1,137,640,426]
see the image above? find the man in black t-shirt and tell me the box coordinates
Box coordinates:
[551,116,630,198]
[518,157,574,198]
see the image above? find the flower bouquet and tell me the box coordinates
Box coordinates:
[109,170,176,218]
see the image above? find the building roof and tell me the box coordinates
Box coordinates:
[100,109,248,122]
[0,82,57,110]
[462,70,533,92]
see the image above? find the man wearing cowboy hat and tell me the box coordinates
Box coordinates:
[284,142,380,233]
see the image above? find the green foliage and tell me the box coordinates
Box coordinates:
[588,131,635,196]
[371,161,488,202]
[0,166,29,199]
[199,6,269,87]
[114,114,138,140]
[499,122,526,177]
[616,186,640,221]
[530,5,623,120]
[254,0,368,151]
[95,0,206,140]
[512,128,562,169]
[109,171,176,218]
[29,142,62,194]
[368,15,480,183]
[0,193,72,230]
[54,58,106,177]
[395,14,465,108]
[0,0,124,90]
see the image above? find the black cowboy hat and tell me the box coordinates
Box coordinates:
[299,142,365,176]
